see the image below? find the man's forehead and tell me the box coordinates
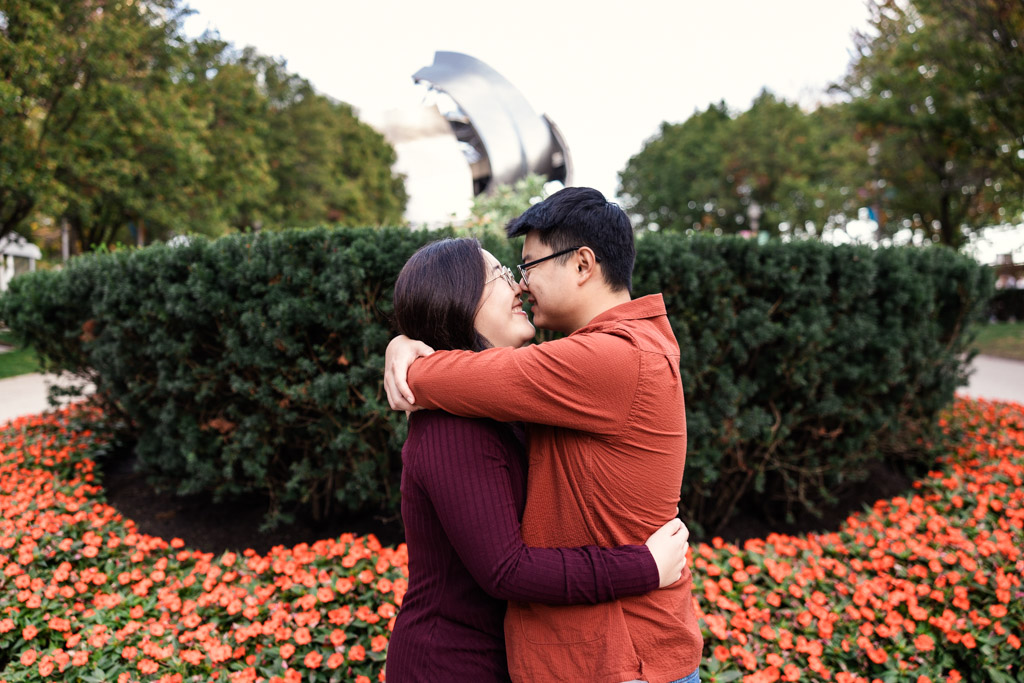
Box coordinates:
[521,232,541,259]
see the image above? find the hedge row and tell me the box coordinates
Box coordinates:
[989,287,1024,321]
[0,227,993,533]
[638,236,992,531]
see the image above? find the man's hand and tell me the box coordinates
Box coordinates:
[384,335,435,412]
[644,518,690,588]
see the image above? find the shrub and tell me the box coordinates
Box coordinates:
[632,235,993,533]
[0,227,511,527]
[0,230,990,532]
[989,287,1024,321]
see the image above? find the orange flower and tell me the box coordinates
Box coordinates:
[38,657,54,677]
[138,658,159,675]
[303,651,323,668]
[371,635,388,652]
[348,644,366,661]
[914,634,935,651]
[20,649,37,667]
[279,643,295,659]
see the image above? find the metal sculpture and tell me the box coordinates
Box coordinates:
[413,51,572,195]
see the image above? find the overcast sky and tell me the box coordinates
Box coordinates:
[182,0,873,202]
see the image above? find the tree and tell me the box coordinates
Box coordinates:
[914,0,1024,187]
[0,0,209,249]
[621,94,868,237]
[620,101,734,233]
[0,1,408,252]
[838,0,1022,247]
[253,52,407,229]
[468,173,551,230]
[724,92,867,237]
[176,37,276,234]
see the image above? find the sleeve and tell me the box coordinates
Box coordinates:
[416,414,659,604]
[407,332,638,435]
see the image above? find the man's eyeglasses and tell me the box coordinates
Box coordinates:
[485,265,517,289]
[517,246,600,286]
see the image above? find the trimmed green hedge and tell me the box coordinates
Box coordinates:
[636,235,992,532]
[0,228,992,533]
[990,287,1024,321]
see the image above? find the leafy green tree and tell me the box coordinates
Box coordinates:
[621,94,868,237]
[252,52,408,229]
[1,1,408,252]
[838,0,1022,247]
[724,92,868,237]
[0,0,215,250]
[914,0,1024,187]
[177,38,276,233]
[620,101,734,233]
[468,173,551,230]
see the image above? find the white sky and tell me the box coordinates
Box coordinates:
[181,0,873,202]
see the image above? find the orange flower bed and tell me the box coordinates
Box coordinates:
[0,406,405,682]
[692,398,1023,682]
[0,398,1020,682]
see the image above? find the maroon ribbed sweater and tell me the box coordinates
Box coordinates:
[384,410,659,682]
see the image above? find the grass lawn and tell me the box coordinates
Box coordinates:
[0,330,41,379]
[973,321,1024,361]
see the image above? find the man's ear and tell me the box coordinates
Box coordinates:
[575,247,599,284]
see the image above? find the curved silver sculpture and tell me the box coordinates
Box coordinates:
[413,51,572,195]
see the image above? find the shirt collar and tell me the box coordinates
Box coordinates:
[573,294,667,334]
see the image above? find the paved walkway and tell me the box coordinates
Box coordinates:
[1,356,1022,426]
[957,354,1024,405]
[0,372,95,425]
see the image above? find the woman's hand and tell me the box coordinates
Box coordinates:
[383,335,435,411]
[645,518,690,588]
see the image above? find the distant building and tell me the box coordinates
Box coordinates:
[0,233,42,292]
[367,51,572,227]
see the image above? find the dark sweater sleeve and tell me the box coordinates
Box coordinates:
[411,413,659,604]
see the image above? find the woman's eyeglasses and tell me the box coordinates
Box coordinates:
[485,265,517,289]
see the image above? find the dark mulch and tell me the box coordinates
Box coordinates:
[98,448,915,557]
[98,451,406,555]
[709,459,916,544]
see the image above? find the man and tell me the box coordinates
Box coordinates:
[385,187,703,683]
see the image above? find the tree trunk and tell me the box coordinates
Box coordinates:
[938,189,958,248]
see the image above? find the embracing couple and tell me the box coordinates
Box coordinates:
[382,187,703,682]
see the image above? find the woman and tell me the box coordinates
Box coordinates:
[385,238,689,681]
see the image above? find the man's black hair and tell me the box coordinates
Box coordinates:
[505,186,635,292]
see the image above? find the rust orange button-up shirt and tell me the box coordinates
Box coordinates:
[407,294,703,683]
